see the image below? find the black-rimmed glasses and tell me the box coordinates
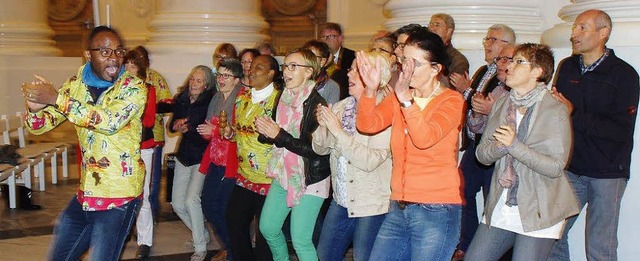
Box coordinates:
[87,47,126,58]
[370,47,392,55]
[281,63,313,71]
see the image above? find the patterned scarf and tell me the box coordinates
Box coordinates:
[266,80,315,207]
[336,97,358,200]
[500,84,546,206]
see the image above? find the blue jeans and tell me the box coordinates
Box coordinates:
[317,200,386,261]
[149,146,163,217]
[460,142,494,252]
[201,163,236,258]
[48,196,141,261]
[466,223,555,261]
[548,171,627,261]
[369,201,461,261]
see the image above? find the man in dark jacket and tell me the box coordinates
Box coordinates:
[548,9,639,261]
[321,22,355,100]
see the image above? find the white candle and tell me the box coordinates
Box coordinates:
[92,0,100,27]
[106,5,111,27]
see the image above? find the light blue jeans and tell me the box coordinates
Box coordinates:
[317,200,386,261]
[259,180,324,261]
[548,171,627,261]
[172,160,209,252]
[369,201,461,261]
[465,223,555,261]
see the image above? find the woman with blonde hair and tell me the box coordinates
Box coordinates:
[256,49,330,261]
[314,51,393,261]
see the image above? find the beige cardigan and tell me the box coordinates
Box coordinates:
[312,97,392,218]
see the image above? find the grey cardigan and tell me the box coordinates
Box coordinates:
[312,96,392,218]
[476,91,580,232]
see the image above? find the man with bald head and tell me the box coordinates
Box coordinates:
[22,26,147,260]
[453,24,516,258]
[548,9,639,261]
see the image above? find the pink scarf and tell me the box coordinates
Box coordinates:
[266,81,315,207]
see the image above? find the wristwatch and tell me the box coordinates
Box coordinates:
[400,99,414,108]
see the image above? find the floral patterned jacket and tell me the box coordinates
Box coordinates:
[25,65,147,211]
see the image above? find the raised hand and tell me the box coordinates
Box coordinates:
[450,72,471,94]
[493,125,515,147]
[197,119,214,138]
[471,92,495,116]
[316,104,341,135]
[356,51,382,95]
[255,115,280,139]
[22,74,58,112]
[394,58,414,102]
[551,86,573,114]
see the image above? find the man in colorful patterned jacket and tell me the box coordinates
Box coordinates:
[21,26,147,261]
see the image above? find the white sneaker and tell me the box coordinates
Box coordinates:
[190,251,206,261]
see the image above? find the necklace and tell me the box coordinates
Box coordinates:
[414,81,441,100]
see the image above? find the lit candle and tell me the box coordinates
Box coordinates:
[106,5,111,27]
[92,0,100,27]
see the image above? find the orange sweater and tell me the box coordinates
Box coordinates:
[356,89,464,204]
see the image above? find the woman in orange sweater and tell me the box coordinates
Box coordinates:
[356,27,465,261]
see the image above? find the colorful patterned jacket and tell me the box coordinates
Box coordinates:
[146,68,172,144]
[24,65,147,211]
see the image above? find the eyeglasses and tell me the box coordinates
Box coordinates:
[370,47,392,55]
[322,35,340,41]
[87,47,126,58]
[281,63,313,71]
[493,56,514,64]
[396,43,406,49]
[215,73,236,79]
[510,58,531,65]
[482,37,509,45]
[399,57,437,67]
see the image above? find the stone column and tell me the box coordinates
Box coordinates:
[327,0,388,50]
[0,0,61,56]
[384,0,544,50]
[146,0,269,54]
[542,0,640,48]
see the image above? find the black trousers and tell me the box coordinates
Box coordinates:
[225,185,273,261]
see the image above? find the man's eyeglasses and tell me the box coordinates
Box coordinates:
[493,56,514,64]
[281,63,313,71]
[482,37,509,45]
[215,73,236,79]
[370,47,392,55]
[87,47,126,58]
[322,35,340,41]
